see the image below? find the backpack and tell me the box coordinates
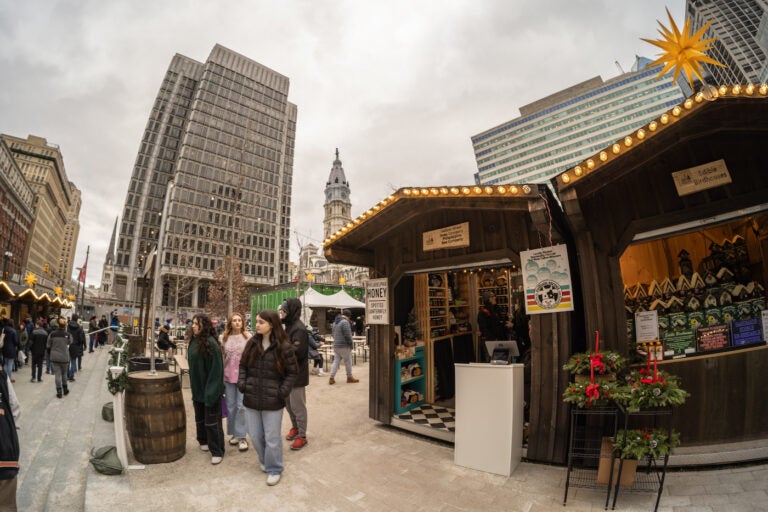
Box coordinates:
[89,446,122,475]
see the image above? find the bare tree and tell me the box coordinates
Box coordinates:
[205,254,249,320]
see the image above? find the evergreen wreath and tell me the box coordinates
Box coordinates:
[613,428,680,460]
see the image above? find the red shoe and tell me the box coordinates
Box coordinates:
[286,427,299,441]
[290,436,308,450]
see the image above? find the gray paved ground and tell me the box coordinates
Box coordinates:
[11,346,768,511]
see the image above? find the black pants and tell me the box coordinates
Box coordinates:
[192,399,224,457]
[31,355,43,381]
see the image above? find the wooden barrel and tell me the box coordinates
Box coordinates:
[125,371,186,464]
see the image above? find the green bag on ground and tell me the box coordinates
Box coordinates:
[101,402,114,422]
[90,446,122,475]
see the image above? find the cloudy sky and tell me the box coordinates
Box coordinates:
[0,0,685,284]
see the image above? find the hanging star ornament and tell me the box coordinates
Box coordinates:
[641,8,725,89]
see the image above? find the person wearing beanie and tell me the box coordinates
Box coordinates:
[329,309,358,385]
[280,299,310,450]
[46,317,72,398]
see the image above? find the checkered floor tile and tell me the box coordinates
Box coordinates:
[396,404,455,432]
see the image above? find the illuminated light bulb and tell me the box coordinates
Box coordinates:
[461,187,471,195]
[683,99,693,109]
[497,186,506,193]
[660,114,669,124]
[439,187,449,194]
[347,222,354,228]
[403,189,412,195]
[649,121,658,131]
[574,166,583,176]
[522,185,531,194]
[637,129,646,140]
[421,188,430,196]
[473,186,482,194]
[695,92,704,102]
[760,84,768,95]
[719,85,727,95]
[484,186,493,194]
[586,159,595,169]
[624,136,632,147]
[450,187,460,195]
[373,205,381,211]
[367,209,374,216]
[599,151,608,161]
[732,85,741,94]
[672,106,681,116]
[612,144,621,154]
[561,173,571,183]
[430,188,439,195]
[510,186,518,194]
[746,84,755,95]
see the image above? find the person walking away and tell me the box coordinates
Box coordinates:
[308,328,325,376]
[1,320,19,383]
[329,309,359,385]
[23,316,33,361]
[44,316,54,374]
[188,313,225,465]
[222,313,250,452]
[280,298,310,450]
[46,318,71,398]
[87,316,98,353]
[67,315,86,381]
[16,323,27,370]
[29,322,48,383]
[109,315,119,344]
[0,368,20,511]
[238,310,298,486]
[97,315,108,348]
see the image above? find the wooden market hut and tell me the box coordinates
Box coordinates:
[323,184,581,464]
[553,87,768,459]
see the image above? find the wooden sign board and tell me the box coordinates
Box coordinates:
[422,222,469,252]
[672,159,732,197]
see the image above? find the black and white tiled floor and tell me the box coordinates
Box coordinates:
[392,404,455,442]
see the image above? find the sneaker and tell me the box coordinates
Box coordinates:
[229,436,239,446]
[266,473,281,486]
[211,456,223,465]
[259,462,266,473]
[31,378,36,383]
[290,436,308,450]
[347,376,360,383]
[310,368,318,375]
[238,439,248,451]
[317,369,325,376]
[200,444,209,452]
[286,427,299,441]
[329,377,336,385]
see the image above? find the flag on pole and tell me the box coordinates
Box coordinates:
[78,254,88,283]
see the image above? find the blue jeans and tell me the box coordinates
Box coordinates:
[67,357,77,379]
[3,359,13,378]
[224,382,246,439]
[89,334,96,352]
[330,347,353,378]
[244,408,284,475]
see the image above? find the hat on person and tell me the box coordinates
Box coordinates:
[159,325,169,333]
[342,309,352,317]
[482,291,494,305]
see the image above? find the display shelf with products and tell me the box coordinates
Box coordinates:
[394,346,426,414]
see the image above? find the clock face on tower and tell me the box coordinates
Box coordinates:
[341,192,347,199]
[326,191,332,201]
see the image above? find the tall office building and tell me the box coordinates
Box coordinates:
[686,0,768,85]
[472,59,685,185]
[59,184,81,289]
[113,45,297,315]
[0,138,34,283]
[1,134,77,293]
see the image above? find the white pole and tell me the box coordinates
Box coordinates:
[151,179,175,375]
[109,364,128,471]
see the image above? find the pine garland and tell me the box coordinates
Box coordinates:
[105,329,130,395]
[613,428,680,459]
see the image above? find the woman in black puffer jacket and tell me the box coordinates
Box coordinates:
[238,309,298,486]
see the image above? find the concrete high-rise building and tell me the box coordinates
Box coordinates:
[471,59,685,185]
[0,138,34,284]
[1,134,77,293]
[59,184,81,291]
[113,44,297,316]
[686,0,768,85]
[99,217,118,297]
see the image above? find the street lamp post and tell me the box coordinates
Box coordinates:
[2,251,12,281]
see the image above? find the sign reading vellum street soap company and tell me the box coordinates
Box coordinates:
[366,278,389,325]
[521,244,574,315]
[672,159,732,197]
[422,222,469,252]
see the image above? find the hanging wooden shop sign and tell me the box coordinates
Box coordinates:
[671,159,732,197]
[422,222,470,252]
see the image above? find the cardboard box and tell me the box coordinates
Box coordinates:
[596,437,637,487]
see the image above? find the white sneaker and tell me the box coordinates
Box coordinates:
[238,439,248,451]
[317,369,325,376]
[259,462,266,473]
[266,473,281,486]
[200,444,209,452]
[211,456,223,465]
[228,436,239,446]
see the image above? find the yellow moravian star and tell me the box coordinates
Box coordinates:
[642,8,725,89]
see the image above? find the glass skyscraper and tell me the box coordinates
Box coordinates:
[112,44,296,312]
[472,59,684,185]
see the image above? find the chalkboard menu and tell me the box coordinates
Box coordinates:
[731,318,763,346]
[696,324,731,353]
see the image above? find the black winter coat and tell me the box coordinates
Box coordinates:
[238,336,298,411]
[30,328,49,359]
[0,371,19,480]
[1,326,19,360]
[68,321,86,357]
[282,299,309,388]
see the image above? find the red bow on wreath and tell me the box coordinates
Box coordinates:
[589,353,605,374]
[585,383,601,406]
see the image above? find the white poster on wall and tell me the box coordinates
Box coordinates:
[520,244,574,315]
[366,278,389,325]
[635,310,660,343]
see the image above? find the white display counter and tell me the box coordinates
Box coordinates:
[453,363,524,476]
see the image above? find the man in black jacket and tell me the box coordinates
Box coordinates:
[0,369,20,509]
[29,322,49,383]
[280,299,310,450]
[67,315,86,382]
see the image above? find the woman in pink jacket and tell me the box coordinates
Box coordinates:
[222,313,250,451]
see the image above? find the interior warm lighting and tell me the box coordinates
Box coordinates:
[637,129,646,140]
[612,144,621,154]
[561,173,571,183]
[599,151,608,161]
[574,166,583,176]
[649,121,658,131]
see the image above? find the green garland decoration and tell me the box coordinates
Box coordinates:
[615,369,690,411]
[613,428,680,459]
[105,328,130,395]
[562,380,623,408]
[562,350,626,375]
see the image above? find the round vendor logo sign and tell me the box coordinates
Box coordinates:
[534,279,562,309]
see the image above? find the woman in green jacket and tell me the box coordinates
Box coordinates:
[188,313,225,464]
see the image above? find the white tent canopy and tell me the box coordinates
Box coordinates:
[298,287,365,309]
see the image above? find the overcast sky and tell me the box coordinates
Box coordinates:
[0,0,685,285]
